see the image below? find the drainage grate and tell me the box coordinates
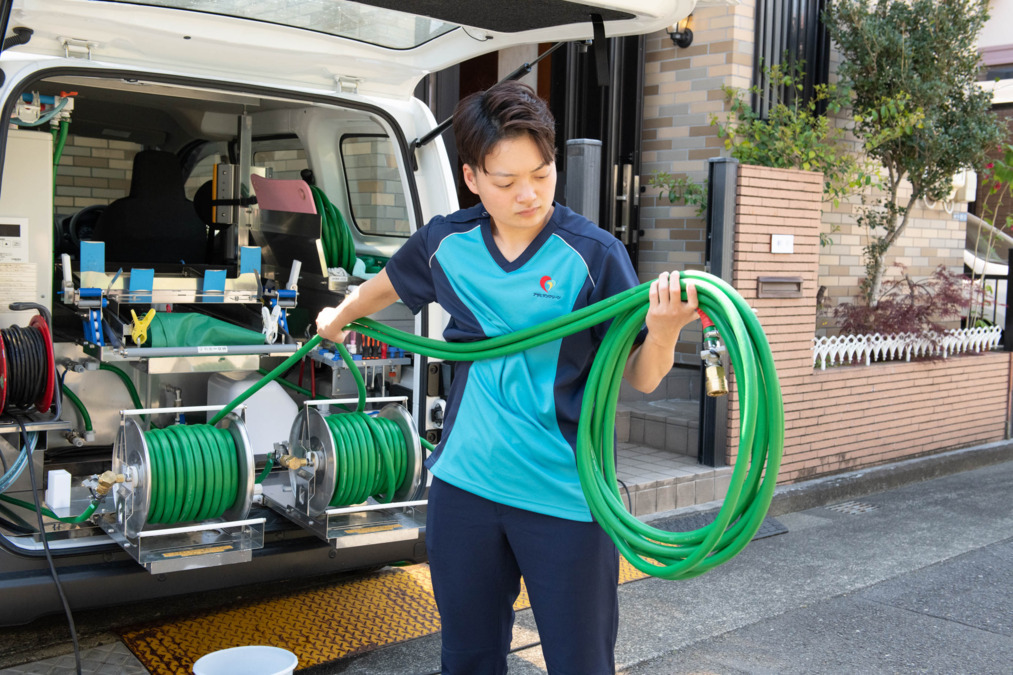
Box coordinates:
[825,500,879,515]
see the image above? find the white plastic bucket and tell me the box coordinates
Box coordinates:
[192,645,298,675]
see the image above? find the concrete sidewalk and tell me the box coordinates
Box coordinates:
[3,442,1012,674]
[314,445,1013,674]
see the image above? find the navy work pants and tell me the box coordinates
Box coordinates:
[426,477,620,674]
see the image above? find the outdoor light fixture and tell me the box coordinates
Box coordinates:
[667,16,693,48]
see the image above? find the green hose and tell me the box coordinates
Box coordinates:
[98,362,144,410]
[61,384,92,432]
[255,454,275,485]
[324,413,407,505]
[211,337,324,425]
[145,424,238,524]
[52,120,69,185]
[311,185,357,273]
[224,271,782,579]
[0,493,99,524]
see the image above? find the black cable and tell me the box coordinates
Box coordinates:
[617,478,633,512]
[0,510,34,535]
[0,516,34,535]
[18,415,81,675]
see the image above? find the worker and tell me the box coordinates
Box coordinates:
[316,80,698,674]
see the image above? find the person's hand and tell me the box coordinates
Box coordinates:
[315,306,347,343]
[644,270,698,348]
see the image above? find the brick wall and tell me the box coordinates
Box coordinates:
[640,3,755,282]
[817,148,970,313]
[727,164,1011,483]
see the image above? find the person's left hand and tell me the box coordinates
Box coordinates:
[645,270,699,348]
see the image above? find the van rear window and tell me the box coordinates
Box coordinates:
[105,0,458,49]
[340,135,409,238]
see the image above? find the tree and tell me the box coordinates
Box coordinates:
[825,0,1006,305]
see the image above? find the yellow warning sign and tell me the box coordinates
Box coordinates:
[161,545,234,559]
[341,524,402,535]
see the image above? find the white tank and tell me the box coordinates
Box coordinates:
[207,372,298,458]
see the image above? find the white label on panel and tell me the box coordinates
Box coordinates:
[0,262,37,306]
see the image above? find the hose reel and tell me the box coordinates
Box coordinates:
[262,398,427,547]
[100,408,266,573]
[0,309,56,416]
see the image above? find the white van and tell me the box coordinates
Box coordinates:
[0,0,691,625]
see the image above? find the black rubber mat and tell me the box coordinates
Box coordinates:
[651,509,788,540]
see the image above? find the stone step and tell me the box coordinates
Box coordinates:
[616,398,699,456]
[612,366,716,517]
[615,442,732,517]
[618,365,701,405]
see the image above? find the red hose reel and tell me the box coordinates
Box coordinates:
[0,309,56,416]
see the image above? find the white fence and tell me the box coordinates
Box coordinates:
[812,326,1004,370]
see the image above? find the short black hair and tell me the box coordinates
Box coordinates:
[453,80,556,173]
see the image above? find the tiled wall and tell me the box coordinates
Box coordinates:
[640,2,756,276]
[54,136,139,220]
[640,1,756,363]
[341,136,410,237]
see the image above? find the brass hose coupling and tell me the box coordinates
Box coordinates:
[703,358,729,397]
[278,454,308,470]
[698,310,729,397]
[95,471,125,497]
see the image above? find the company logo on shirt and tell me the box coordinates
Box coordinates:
[534,275,562,300]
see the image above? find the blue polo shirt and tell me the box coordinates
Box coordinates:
[385,203,640,521]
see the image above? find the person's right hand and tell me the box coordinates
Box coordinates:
[315,306,347,343]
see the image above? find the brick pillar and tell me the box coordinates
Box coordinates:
[726,165,823,466]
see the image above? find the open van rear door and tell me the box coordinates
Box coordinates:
[7,0,696,97]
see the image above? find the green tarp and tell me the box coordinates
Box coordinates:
[146,313,264,347]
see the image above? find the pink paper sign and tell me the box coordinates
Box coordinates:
[251,174,317,214]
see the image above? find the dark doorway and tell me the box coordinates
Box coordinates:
[548,36,645,267]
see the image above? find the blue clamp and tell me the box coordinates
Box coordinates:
[79,288,106,346]
[277,288,297,310]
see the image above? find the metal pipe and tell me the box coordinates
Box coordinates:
[104,344,299,358]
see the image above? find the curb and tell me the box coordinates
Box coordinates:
[643,438,1013,524]
[767,438,1013,517]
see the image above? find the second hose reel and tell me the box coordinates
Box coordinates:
[263,398,428,548]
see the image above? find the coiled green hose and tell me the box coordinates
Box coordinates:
[311,185,357,273]
[324,413,408,506]
[145,424,238,524]
[221,271,782,579]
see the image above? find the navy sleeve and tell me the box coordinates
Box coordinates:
[384,219,438,314]
[589,240,642,343]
